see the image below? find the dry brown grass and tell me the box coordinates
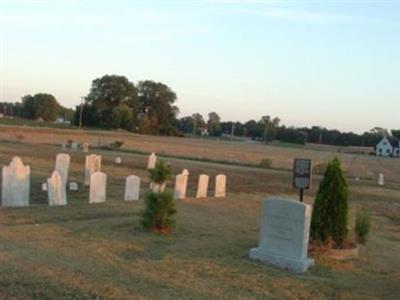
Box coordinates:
[1,125,400,183]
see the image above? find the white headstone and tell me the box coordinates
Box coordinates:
[378,173,384,186]
[174,173,188,200]
[82,142,89,153]
[69,182,78,191]
[124,175,140,201]
[71,142,79,151]
[55,153,70,188]
[147,152,157,169]
[47,170,67,206]
[1,157,30,207]
[249,197,314,273]
[196,174,209,198]
[150,182,166,193]
[215,174,227,198]
[115,157,122,164]
[84,154,102,186]
[89,172,107,203]
[42,182,48,191]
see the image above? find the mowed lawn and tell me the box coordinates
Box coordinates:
[0,141,399,299]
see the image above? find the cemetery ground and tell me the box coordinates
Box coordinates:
[2,125,400,184]
[0,141,399,299]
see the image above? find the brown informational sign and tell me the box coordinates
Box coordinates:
[293,159,312,190]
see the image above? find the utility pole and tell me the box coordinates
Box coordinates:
[230,123,235,141]
[193,116,197,138]
[79,96,84,128]
[264,123,268,143]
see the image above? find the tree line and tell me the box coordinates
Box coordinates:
[0,94,73,122]
[73,75,179,135]
[1,73,398,147]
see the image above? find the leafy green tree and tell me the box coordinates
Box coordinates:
[137,80,178,135]
[112,104,134,130]
[311,157,349,247]
[192,113,206,135]
[175,116,195,134]
[207,112,221,136]
[391,129,400,140]
[21,93,60,121]
[244,120,263,139]
[21,95,36,119]
[34,93,60,121]
[85,75,138,128]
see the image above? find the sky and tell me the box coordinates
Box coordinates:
[0,0,399,133]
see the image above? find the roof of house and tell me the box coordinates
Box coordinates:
[387,136,400,148]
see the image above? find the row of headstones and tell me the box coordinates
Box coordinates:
[1,153,227,207]
[62,142,90,152]
[174,169,226,199]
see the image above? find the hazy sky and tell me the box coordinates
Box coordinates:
[0,1,399,133]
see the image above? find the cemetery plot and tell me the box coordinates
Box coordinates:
[0,141,399,299]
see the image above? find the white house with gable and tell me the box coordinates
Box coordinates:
[376,136,400,157]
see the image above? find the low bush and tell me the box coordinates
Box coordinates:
[260,158,272,168]
[355,210,371,244]
[109,140,124,149]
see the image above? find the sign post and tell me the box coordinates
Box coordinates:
[293,159,312,202]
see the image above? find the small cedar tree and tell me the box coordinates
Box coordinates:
[311,157,349,247]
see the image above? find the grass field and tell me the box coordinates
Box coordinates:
[0,124,399,184]
[0,139,399,299]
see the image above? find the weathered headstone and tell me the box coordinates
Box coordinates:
[249,197,314,273]
[1,157,30,207]
[69,182,78,191]
[196,174,209,198]
[378,173,384,186]
[215,174,226,198]
[42,182,48,191]
[124,175,140,201]
[47,170,67,206]
[174,173,189,200]
[82,142,89,153]
[150,182,166,193]
[147,152,157,169]
[71,142,79,151]
[84,154,102,186]
[55,153,70,188]
[89,172,107,203]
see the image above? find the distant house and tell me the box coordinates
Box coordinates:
[376,136,400,157]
